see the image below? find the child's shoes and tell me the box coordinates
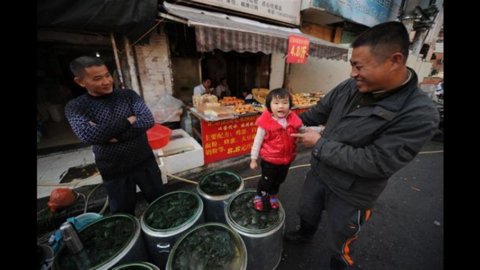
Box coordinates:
[253,195,264,211]
[269,194,280,209]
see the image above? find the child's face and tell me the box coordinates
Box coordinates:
[270,96,290,118]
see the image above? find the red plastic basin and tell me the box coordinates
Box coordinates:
[146,124,172,149]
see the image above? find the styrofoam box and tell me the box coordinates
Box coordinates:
[155,129,204,180]
[158,156,167,184]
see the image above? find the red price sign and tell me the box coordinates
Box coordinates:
[201,115,258,164]
[287,35,310,64]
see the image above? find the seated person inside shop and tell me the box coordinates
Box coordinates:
[214,77,231,98]
[193,77,213,96]
[242,89,254,104]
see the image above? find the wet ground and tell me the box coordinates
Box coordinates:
[37,140,443,270]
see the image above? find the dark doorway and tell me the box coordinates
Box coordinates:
[202,50,270,98]
[37,42,114,153]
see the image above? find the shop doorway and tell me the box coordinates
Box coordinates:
[37,42,115,154]
[165,23,270,103]
[201,50,270,98]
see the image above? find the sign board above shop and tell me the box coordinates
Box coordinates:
[303,0,400,27]
[187,0,301,26]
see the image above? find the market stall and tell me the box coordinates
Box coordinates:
[189,91,321,164]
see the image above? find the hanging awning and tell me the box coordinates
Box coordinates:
[37,0,158,43]
[161,2,348,61]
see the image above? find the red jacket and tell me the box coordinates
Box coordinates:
[256,110,303,165]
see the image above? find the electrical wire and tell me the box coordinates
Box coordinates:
[37,243,54,270]
[166,173,198,185]
[242,163,311,181]
[99,196,109,215]
[76,192,87,214]
[84,183,104,213]
[131,18,164,46]
[37,162,312,218]
[165,163,312,184]
[37,207,49,216]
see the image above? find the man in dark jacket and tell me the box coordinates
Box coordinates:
[65,56,165,215]
[287,22,439,270]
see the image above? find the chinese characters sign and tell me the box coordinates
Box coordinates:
[287,35,310,64]
[201,115,258,164]
[188,0,301,25]
[199,108,308,164]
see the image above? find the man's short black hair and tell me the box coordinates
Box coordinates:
[70,56,105,78]
[351,21,409,63]
[265,88,293,113]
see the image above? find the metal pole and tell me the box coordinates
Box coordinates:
[283,61,290,90]
[124,36,142,96]
[110,33,125,89]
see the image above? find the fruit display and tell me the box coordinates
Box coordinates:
[219,96,244,106]
[252,88,269,104]
[233,104,256,115]
[291,92,325,107]
[291,93,311,107]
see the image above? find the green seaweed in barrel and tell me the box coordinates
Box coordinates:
[57,216,134,269]
[172,226,240,270]
[145,192,198,229]
[200,171,241,196]
[230,192,282,230]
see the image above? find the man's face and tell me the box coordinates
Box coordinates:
[203,79,212,89]
[349,46,393,93]
[74,65,113,96]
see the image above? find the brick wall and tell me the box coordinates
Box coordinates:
[135,26,174,108]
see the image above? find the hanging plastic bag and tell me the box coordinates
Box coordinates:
[149,94,184,124]
[47,188,77,213]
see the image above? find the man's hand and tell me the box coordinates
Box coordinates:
[291,130,321,147]
[109,138,118,143]
[127,116,137,124]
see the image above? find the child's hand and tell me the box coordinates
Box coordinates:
[250,159,258,170]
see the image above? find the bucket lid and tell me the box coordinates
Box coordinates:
[142,190,202,233]
[167,223,247,270]
[198,170,243,197]
[226,190,285,234]
[54,214,139,270]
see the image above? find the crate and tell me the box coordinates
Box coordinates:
[155,129,204,180]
